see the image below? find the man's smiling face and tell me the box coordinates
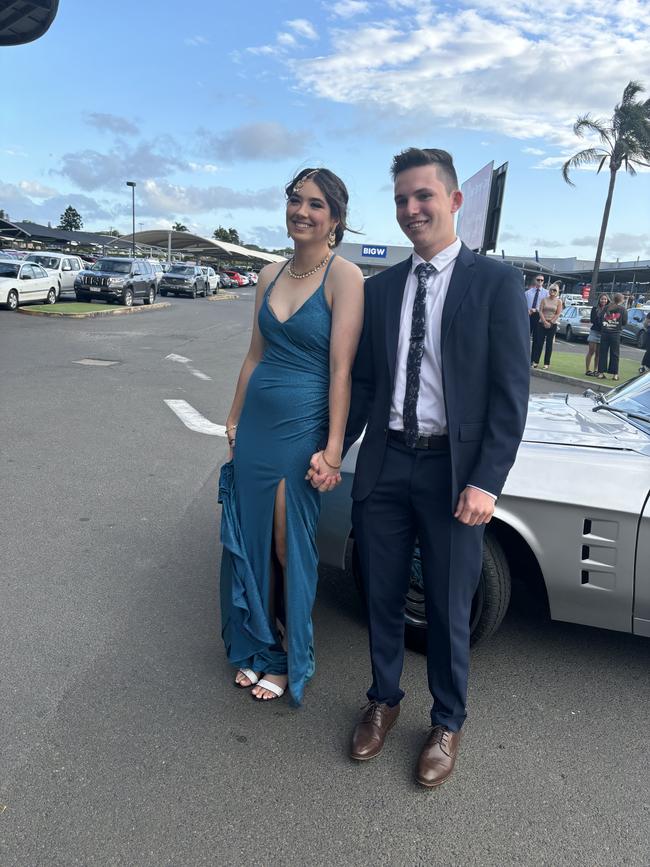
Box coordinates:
[394,164,462,260]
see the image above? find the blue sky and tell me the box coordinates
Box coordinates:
[2,0,649,259]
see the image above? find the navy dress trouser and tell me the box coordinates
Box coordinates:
[352,439,485,732]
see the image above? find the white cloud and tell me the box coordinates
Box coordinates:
[276,0,650,154]
[286,18,318,40]
[18,180,58,198]
[184,35,209,47]
[523,147,545,156]
[277,32,297,47]
[137,180,283,217]
[188,162,221,174]
[330,0,369,17]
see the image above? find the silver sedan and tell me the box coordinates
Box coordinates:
[317,374,650,647]
[556,304,593,341]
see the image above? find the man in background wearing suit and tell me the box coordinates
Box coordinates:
[525,274,548,336]
[344,148,530,787]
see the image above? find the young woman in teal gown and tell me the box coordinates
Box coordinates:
[219,168,364,703]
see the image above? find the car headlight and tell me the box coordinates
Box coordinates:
[108,277,125,285]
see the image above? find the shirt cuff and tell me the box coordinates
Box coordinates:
[467,484,497,501]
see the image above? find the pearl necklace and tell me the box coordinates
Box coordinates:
[287,252,331,280]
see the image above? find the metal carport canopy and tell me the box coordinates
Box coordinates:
[120,230,285,263]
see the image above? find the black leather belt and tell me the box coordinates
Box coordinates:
[388,429,449,450]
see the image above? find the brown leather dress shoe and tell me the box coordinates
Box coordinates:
[350,701,400,761]
[416,725,461,787]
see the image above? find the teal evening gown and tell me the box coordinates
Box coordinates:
[219,257,335,705]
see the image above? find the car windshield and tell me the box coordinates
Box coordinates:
[27,255,60,269]
[93,260,131,274]
[604,374,650,429]
[0,263,20,277]
[170,266,193,275]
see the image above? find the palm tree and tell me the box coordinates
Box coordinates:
[172,221,188,232]
[562,80,650,296]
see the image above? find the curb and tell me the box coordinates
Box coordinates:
[18,302,172,319]
[531,368,611,392]
[206,293,238,302]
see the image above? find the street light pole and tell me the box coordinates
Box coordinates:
[126,181,136,257]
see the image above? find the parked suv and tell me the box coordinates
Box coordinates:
[24,251,84,299]
[159,264,207,298]
[75,257,157,306]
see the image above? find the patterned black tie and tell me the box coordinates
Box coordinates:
[403,262,436,448]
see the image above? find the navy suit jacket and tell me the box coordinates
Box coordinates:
[345,243,530,505]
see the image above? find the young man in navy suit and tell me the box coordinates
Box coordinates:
[342,148,529,786]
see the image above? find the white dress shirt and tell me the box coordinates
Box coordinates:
[389,237,496,500]
[389,238,461,435]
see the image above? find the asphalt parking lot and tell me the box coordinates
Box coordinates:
[1,294,648,867]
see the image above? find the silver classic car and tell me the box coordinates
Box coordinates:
[317,374,650,647]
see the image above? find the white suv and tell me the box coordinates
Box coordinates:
[25,251,84,299]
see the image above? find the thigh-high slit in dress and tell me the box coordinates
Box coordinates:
[219,258,334,705]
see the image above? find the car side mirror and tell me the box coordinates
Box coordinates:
[62,264,71,271]
[20,273,31,280]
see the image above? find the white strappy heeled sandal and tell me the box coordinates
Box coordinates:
[234,668,260,689]
[252,678,286,701]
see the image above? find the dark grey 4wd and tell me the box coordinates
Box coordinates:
[75,258,157,306]
[159,264,207,299]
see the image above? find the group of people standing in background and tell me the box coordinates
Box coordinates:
[527,273,649,381]
[585,292,629,380]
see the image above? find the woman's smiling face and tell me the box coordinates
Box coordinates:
[286,178,336,245]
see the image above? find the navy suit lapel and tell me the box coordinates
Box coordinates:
[385,257,413,385]
[441,243,476,350]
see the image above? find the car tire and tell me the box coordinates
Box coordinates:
[144,286,155,306]
[565,326,573,342]
[160,289,168,297]
[191,285,197,299]
[45,288,56,304]
[122,287,134,307]
[6,289,19,310]
[637,331,645,348]
[75,292,89,303]
[352,531,511,651]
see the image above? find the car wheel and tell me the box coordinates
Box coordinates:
[160,289,168,297]
[565,325,573,342]
[75,292,89,303]
[6,289,19,310]
[122,287,134,307]
[46,288,56,304]
[191,285,197,299]
[144,286,155,305]
[352,531,511,650]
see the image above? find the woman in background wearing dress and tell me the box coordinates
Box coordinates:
[219,168,364,704]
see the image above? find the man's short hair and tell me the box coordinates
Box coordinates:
[390,147,459,193]
[613,292,624,304]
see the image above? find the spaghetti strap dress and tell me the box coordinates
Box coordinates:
[219,256,335,705]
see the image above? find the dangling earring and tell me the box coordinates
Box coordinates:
[328,228,336,248]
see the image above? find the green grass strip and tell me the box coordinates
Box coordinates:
[537,350,640,384]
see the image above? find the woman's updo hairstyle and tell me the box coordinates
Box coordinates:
[285,167,351,247]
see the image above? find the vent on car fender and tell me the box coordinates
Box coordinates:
[580,518,619,590]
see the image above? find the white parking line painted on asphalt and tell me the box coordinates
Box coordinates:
[166,353,191,363]
[164,400,226,436]
[189,368,212,381]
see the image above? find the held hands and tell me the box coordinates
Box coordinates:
[305,450,342,492]
[454,486,495,526]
